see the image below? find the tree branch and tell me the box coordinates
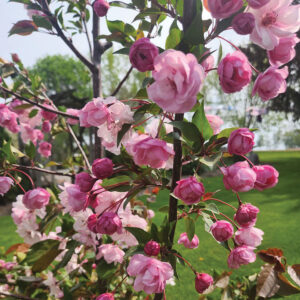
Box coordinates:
[0,86,79,120]
[111,66,133,96]
[11,164,74,177]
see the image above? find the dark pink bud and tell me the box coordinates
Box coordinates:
[11,53,21,63]
[210,220,234,242]
[92,158,113,179]
[87,214,98,233]
[247,0,270,9]
[96,293,114,300]
[75,172,96,193]
[42,120,52,133]
[129,38,159,72]
[144,241,160,256]
[96,212,122,235]
[195,273,213,294]
[93,0,110,17]
[232,13,255,35]
[234,203,259,228]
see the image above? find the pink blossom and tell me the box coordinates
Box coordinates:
[87,214,98,233]
[92,158,114,179]
[0,104,19,133]
[147,50,205,113]
[235,227,264,247]
[247,0,270,9]
[249,0,300,50]
[65,184,88,212]
[210,220,234,242]
[66,108,80,125]
[38,141,52,158]
[144,241,161,256]
[253,165,279,191]
[195,273,214,294]
[268,35,299,66]
[208,0,243,19]
[96,293,114,300]
[23,188,50,210]
[234,203,260,228]
[127,254,174,294]
[96,212,122,235]
[252,66,288,101]
[20,124,43,145]
[145,118,173,138]
[0,176,14,196]
[131,136,174,168]
[221,161,257,192]
[41,104,57,121]
[228,128,255,155]
[201,54,215,73]
[75,172,96,192]
[79,98,110,127]
[129,38,159,72]
[8,99,25,114]
[96,244,125,264]
[93,0,110,17]
[227,246,256,269]
[206,114,224,135]
[43,271,64,298]
[232,13,255,35]
[177,232,199,249]
[107,99,134,126]
[174,177,205,205]
[218,51,252,93]
[42,120,52,133]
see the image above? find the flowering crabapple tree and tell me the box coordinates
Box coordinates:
[1,0,300,299]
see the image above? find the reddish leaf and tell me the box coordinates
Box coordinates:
[5,243,30,255]
[9,20,38,36]
[258,248,285,272]
[277,273,300,296]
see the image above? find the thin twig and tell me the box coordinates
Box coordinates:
[83,16,93,60]
[67,123,92,172]
[111,67,133,96]
[0,86,79,120]
[151,0,182,22]
[0,291,39,300]
[11,164,74,177]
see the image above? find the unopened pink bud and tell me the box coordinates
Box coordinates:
[23,188,50,210]
[96,212,122,235]
[144,241,160,256]
[92,158,113,179]
[75,172,96,192]
[87,214,98,233]
[234,203,259,228]
[210,220,234,242]
[195,273,213,294]
[93,0,110,17]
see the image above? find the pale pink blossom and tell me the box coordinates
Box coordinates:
[178,232,199,249]
[249,0,300,50]
[147,50,205,113]
[145,118,173,138]
[0,176,14,196]
[66,108,80,125]
[96,244,125,264]
[206,114,224,135]
[227,246,256,269]
[208,0,243,19]
[201,54,215,73]
[108,99,134,126]
[252,66,288,101]
[43,271,64,299]
[127,254,174,294]
[95,190,127,215]
[20,124,43,145]
[0,104,19,133]
[235,227,264,247]
[38,141,52,158]
[65,184,88,212]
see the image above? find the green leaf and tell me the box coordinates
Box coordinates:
[29,109,38,118]
[166,28,181,49]
[182,10,204,45]
[133,8,166,22]
[107,20,125,33]
[135,88,148,99]
[32,15,52,30]
[9,0,31,4]
[217,42,223,64]
[102,175,131,188]
[113,47,130,55]
[132,0,146,9]
[171,121,202,144]
[117,123,132,146]
[158,205,169,213]
[205,203,220,214]
[192,101,213,141]
[202,212,214,232]
[1,140,16,163]
[199,152,222,170]
[124,227,151,244]
[125,23,137,37]
[185,217,195,242]
[25,141,36,160]
[96,259,117,279]
[217,127,239,139]
[109,1,136,9]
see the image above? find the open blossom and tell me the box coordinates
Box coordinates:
[228,128,255,155]
[195,273,214,294]
[131,136,174,169]
[253,165,279,191]
[0,104,19,133]
[174,177,205,205]
[93,0,110,17]
[65,184,88,212]
[66,108,80,125]
[108,99,134,126]
[127,254,174,294]
[43,271,64,299]
[20,124,43,145]
[218,51,252,93]
[252,66,288,101]
[96,244,125,264]
[210,220,234,242]
[96,293,114,300]
[0,177,14,196]
[145,118,173,138]
[208,0,243,19]
[147,50,205,113]
[221,161,257,192]
[206,114,224,135]
[235,227,264,247]
[268,35,299,66]
[178,232,199,249]
[38,141,52,158]
[23,188,50,210]
[249,0,300,50]
[79,98,110,127]
[234,203,260,228]
[129,38,159,72]
[228,246,256,269]
[232,13,255,35]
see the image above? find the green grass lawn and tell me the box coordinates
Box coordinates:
[0,151,299,299]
